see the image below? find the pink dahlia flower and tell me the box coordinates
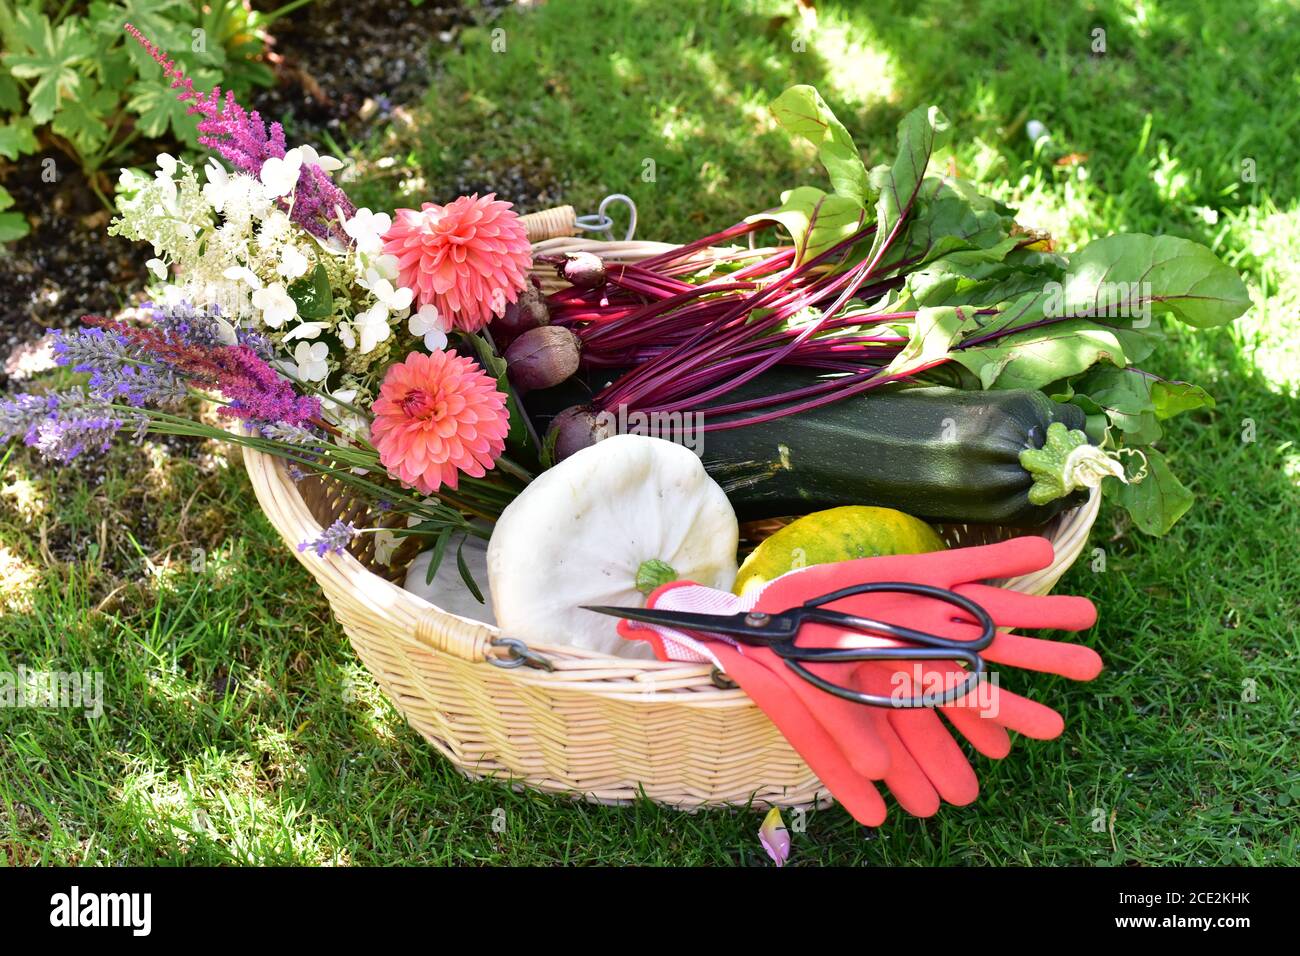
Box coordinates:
[370,350,510,494]
[381,194,532,333]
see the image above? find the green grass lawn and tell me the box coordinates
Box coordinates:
[2,0,1298,865]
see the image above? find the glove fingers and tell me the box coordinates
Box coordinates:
[752,536,1052,603]
[941,536,1057,585]
[712,646,889,826]
[912,657,1069,740]
[780,661,891,779]
[887,706,979,807]
[984,632,1104,681]
[980,684,1066,739]
[940,705,1013,758]
[867,709,941,818]
[954,584,1098,632]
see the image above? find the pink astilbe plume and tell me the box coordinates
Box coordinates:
[370,350,510,494]
[125,23,354,239]
[84,315,320,427]
[381,194,533,332]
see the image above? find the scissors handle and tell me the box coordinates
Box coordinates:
[775,581,997,708]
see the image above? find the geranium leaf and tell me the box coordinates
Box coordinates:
[0,211,29,243]
[0,117,39,160]
[3,8,96,125]
[51,82,117,158]
[126,77,200,143]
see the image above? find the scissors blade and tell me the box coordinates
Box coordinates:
[581,605,761,639]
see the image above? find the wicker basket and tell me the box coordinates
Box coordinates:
[242,207,1102,811]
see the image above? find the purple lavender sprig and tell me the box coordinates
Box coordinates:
[0,388,136,464]
[85,311,321,428]
[125,24,356,240]
[297,519,358,557]
[51,325,188,408]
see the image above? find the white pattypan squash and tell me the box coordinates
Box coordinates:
[488,434,739,657]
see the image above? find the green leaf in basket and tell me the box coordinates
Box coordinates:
[862,105,952,269]
[1150,378,1216,419]
[456,536,485,604]
[885,305,978,377]
[425,528,452,586]
[465,330,539,467]
[1060,234,1252,330]
[950,319,1129,391]
[288,264,334,320]
[1068,366,1165,444]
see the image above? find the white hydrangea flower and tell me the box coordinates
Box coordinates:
[202,159,230,209]
[156,153,178,177]
[355,253,400,292]
[223,266,263,290]
[353,304,393,354]
[283,322,329,343]
[279,245,309,280]
[291,341,330,382]
[298,144,345,173]
[217,174,273,225]
[408,304,448,352]
[251,282,297,328]
[260,149,304,198]
[323,387,358,412]
[371,529,400,566]
[159,284,189,307]
[343,208,392,255]
[257,210,293,250]
[145,258,168,281]
[336,321,356,350]
[369,278,413,314]
[211,316,239,346]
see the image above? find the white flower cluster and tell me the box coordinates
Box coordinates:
[111,151,449,430]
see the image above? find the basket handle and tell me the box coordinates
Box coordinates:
[412,608,555,670]
[520,205,579,242]
[413,608,497,662]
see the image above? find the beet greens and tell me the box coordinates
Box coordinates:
[508,86,1251,535]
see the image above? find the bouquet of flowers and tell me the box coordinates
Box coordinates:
[2,25,541,580]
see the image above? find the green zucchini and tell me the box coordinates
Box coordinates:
[697,373,1090,525]
[526,368,1101,526]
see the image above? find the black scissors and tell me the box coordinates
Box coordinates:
[584,581,995,708]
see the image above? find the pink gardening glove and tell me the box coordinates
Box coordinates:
[620,580,895,826]
[619,537,1102,822]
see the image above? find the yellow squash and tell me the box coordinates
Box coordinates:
[734,505,946,597]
